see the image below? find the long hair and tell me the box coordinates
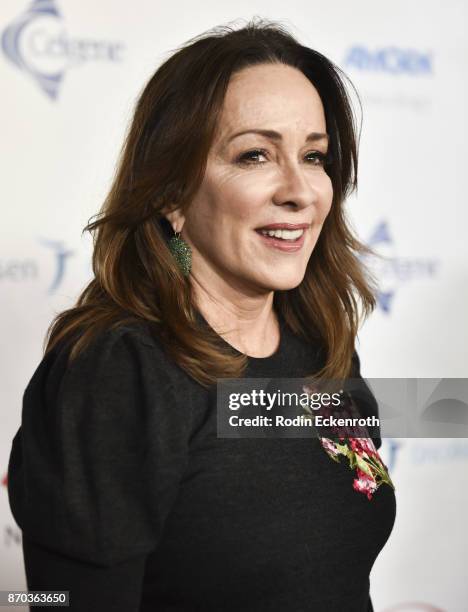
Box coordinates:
[44,17,378,388]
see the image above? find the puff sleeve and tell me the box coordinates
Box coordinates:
[7,325,192,610]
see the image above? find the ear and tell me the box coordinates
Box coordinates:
[164,208,186,233]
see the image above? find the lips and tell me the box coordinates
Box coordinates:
[255,222,310,231]
[255,227,306,252]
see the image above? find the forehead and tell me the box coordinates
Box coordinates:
[215,63,327,141]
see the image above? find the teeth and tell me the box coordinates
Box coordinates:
[259,228,304,240]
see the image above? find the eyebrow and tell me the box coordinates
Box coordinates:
[226,128,329,145]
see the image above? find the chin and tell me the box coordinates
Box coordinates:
[259,271,306,292]
[273,279,305,291]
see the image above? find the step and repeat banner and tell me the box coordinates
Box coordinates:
[1,1,467,611]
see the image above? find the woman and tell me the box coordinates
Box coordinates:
[7,18,396,612]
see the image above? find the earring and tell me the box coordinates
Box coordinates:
[168,229,192,276]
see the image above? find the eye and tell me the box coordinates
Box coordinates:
[236,149,333,167]
[236,148,268,165]
[305,151,333,167]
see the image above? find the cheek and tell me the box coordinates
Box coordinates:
[207,173,258,222]
[187,197,252,250]
[225,180,264,221]
[318,175,334,218]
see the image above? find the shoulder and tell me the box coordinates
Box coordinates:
[44,321,177,393]
[10,320,194,568]
[21,322,190,436]
[20,321,191,441]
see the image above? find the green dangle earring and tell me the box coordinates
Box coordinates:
[168,229,192,276]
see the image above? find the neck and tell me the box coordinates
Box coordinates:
[191,276,280,358]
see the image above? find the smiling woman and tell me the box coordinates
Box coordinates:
[30,16,376,382]
[168,61,336,299]
[7,16,395,612]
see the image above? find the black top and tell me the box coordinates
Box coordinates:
[7,311,396,611]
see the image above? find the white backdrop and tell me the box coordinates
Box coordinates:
[2,1,467,611]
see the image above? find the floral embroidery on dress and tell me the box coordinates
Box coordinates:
[301,383,395,501]
[317,435,394,500]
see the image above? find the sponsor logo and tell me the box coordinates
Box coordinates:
[39,237,74,293]
[382,438,402,472]
[410,439,468,465]
[363,220,439,313]
[0,238,75,293]
[344,46,433,75]
[2,0,125,99]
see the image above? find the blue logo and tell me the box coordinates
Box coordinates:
[382,438,403,472]
[37,237,74,293]
[1,0,125,99]
[344,46,433,75]
[362,220,439,313]
[381,438,468,471]
[410,440,468,465]
[0,238,74,293]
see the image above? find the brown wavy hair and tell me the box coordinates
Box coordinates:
[44,17,378,388]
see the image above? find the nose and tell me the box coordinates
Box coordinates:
[272,163,319,211]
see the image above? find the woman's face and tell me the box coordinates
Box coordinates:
[169,62,333,293]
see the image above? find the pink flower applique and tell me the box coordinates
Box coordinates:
[301,384,395,501]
